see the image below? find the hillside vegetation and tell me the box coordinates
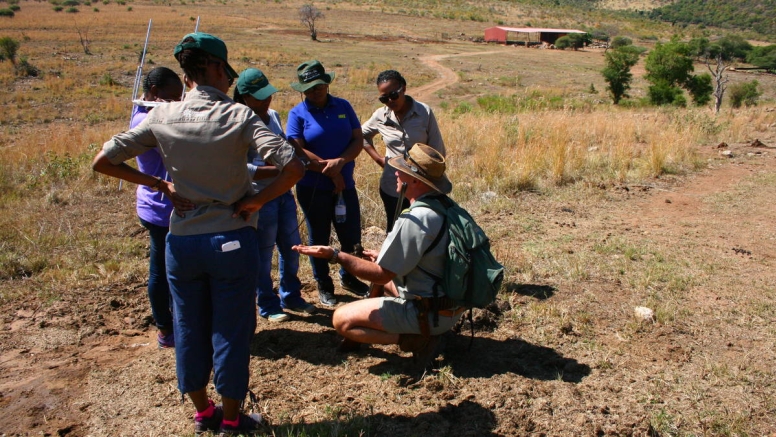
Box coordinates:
[650,0,776,38]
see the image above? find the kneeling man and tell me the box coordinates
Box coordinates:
[293,144,465,367]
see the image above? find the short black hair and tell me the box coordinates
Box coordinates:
[175,39,212,84]
[143,67,182,94]
[376,69,406,87]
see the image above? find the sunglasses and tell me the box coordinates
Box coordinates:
[209,59,235,86]
[378,87,404,104]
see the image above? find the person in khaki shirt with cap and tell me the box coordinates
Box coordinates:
[92,32,304,436]
[293,144,464,371]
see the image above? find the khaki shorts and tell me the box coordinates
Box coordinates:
[378,297,463,336]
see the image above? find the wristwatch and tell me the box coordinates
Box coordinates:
[328,248,340,265]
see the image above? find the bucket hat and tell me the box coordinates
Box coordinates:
[174,32,238,80]
[387,144,452,194]
[236,68,278,101]
[290,60,335,92]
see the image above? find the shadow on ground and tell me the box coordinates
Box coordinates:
[270,399,499,437]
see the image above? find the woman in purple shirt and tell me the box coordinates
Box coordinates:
[130,67,183,348]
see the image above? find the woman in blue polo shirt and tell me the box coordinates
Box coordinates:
[286,60,369,306]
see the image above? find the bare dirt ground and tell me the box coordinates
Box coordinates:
[2,137,775,436]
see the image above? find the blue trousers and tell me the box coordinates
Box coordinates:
[166,226,258,400]
[256,191,307,317]
[139,218,173,331]
[296,185,363,289]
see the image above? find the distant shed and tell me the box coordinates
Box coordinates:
[484,26,586,45]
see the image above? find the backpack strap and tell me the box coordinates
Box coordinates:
[410,195,449,329]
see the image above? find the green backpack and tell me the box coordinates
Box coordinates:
[411,195,505,310]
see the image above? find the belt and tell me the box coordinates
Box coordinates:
[438,307,467,317]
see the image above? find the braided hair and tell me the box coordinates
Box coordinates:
[142,67,182,94]
[376,69,407,87]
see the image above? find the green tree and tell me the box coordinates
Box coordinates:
[555,33,592,50]
[0,36,20,65]
[610,36,632,49]
[708,34,752,61]
[729,80,761,108]
[746,45,776,71]
[602,45,640,104]
[645,38,711,106]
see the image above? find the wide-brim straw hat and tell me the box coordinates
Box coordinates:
[387,143,452,194]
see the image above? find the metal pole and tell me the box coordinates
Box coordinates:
[180,17,201,101]
[120,18,152,191]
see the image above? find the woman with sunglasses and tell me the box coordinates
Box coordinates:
[131,67,183,349]
[362,70,445,232]
[233,68,317,322]
[286,60,369,307]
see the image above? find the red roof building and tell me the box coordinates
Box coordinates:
[484,26,586,45]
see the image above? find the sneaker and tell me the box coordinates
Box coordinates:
[284,302,317,314]
[264,312,290,323]
[340,275,369,297]
[218,412,265,436]
[317,283,337,307]
[157,330,175,349]
[194,402,223,435]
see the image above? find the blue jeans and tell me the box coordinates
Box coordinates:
[166,226,258,400]
[256,191,307,317]
[139,218,173,331]
[296,185,363,289]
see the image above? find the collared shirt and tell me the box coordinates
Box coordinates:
[131,105,174,228]
[286,95,361,190]
[102,86,296,236]
[376,193,449,299]
[361,96,445,196]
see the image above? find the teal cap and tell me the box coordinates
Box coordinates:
[174,32,238,80]
[236,68,278,101]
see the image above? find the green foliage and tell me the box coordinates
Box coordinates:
[729,80,761,108]
[708,35,752,61]
[53,5,63,11]
[746,45,776,71]
[0,8,14,17]
[648,80,685,106]
[602,45,640,104]
[651,0,776,36]
[556,33,592,50]
[65,6,78,12]
[687,37,709,58]
[686,73,713,106]
[15,55,39,77]
[61,0,80,4]
[610,36,632,49]
[99,73,117,86]
[9,4,20,11]
[0,36,20,64]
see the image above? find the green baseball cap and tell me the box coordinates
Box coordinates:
[236,68,278,101]
[290,60,335,92]
[173,32,238,80]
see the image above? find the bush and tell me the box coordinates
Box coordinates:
[99,73,116,86]
[0,8,15,17]
[61,0,80,5]
[611,36,632,48]
[53,5,63,11]
[0,36,20,64]
[9,4,20,11]
[65,6,78,12]
[729,80,761,108]
[648,80,684,106]
[15,56,39,77]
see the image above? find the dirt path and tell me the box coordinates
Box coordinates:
[413,50,504,102]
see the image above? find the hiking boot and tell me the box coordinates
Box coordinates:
[157,330,175,349]
[398,334,441,369]
[218,412,265,436]
[317,283,337,307]
[283,302,317,314]
[263,312,290,323]
[194,402,223,435]
[340,275,369,297]
[336,337,362,353]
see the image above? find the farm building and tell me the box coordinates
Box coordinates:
[484,26,586,46]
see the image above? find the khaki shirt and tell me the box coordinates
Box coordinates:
[362,96,445,196]
[376,193,449,299]
[102,86,296,236]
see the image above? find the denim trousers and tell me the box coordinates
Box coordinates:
[139,218,173,331]
[166,226,258,400]
[296,185,362,289]
[255,191,307,317]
